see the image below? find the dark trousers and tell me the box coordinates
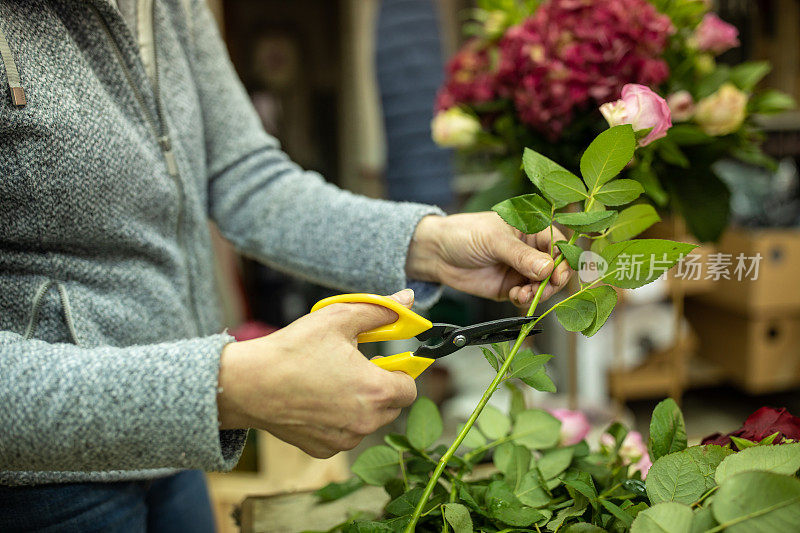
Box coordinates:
[0,470,215,532]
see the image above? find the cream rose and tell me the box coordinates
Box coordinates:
[694,83,747,136]
[431,108,482,148]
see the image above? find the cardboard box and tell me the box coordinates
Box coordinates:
[693,227,800,315]
[643,217,716,295]
[685,299,800,393]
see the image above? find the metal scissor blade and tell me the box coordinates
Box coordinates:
[413,316,539,359]
[472,327,543,345]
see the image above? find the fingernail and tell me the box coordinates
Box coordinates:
[394,288,414,305]
[536,259,554,278]
[558,271,570,285]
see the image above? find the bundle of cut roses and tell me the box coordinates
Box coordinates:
[432,0,795,242]
[314,400,800,532]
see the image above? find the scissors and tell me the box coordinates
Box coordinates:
[310,293,541,379]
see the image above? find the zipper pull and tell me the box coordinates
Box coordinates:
[159,136,179,177]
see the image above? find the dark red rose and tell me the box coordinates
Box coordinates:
[701,407,800,450]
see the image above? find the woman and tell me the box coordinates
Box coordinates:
[0,1,570,530]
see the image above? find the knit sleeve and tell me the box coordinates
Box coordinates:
[0,331,246,472]
[187,0,445,308]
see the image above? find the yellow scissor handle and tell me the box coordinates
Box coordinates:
[310,293,433,342]
[370,352,435,379]
[310,293,435,379]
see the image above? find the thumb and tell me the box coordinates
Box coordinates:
[496,235,555,281]
[336,289,415,338]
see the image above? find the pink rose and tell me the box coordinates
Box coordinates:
[619,431,648,463]
[599,84,672,146]
[630,453,653,479]
[600,430,653,479]
[692,13,740,55]
[667,90,696,122]
[550,409,591,446]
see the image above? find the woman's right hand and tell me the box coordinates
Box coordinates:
[216,289,418,458]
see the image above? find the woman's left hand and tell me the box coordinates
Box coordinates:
[406,212,573,308]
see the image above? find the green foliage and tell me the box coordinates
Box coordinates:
[486,480,549,526]
[576,286,617,337]
[730,431,780,450]
[481,346,501,371]
[477,405,512,440]
[554,210,617,233]
[712,471,800,532]
[609,205,661,242]
[539,170,589,208]
[314,477,364,502]
[406,397,443,450]
[507,350,552,381]
[521,367,557,392]
[510,409,561,449]
[339,128,712,533]
[631,502,693,533]
[538,447,575,480]
[648,398,688,462]
[351,446,399,486]
[749,90,797,115]
[730,61,771,92]
[523,147,571,187]
[714,442,800,485]
[667,166,730,243]
[555,240,583,269]
[580,125,636,192]
[646,445,734,505]
[457,423,487,449]
[492,193,552,234]
[442,503,473,533]
[601,239,698,289]
[594,179,644,206]
[555,298,596,332]
[656,140,690,169]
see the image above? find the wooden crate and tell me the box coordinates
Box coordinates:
[206,431,350,533]
[692,227,800,316]
[685,299,800,393]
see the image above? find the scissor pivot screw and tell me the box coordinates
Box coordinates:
[453,334,467,347]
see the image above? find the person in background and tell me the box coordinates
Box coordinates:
[0,1,570,531]
[377,0,454,207]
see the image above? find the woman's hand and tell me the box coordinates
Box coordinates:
[406,213,573,307]
[217,290,418,458]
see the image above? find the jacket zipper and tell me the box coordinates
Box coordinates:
[90,4,202,335]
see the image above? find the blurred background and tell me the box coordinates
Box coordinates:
[199,1,800,530]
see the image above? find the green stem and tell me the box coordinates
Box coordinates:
[463,434,515,462]
[692,486,718,508]
[404,234,578,533]
[399,450,409,491]
[441,487,458,533]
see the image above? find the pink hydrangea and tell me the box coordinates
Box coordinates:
[435,40,499,112]
[493,0,674,138]
[692,13,739,55]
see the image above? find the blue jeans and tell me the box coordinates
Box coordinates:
[0,470,215,532]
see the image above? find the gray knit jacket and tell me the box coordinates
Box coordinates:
[0,0,443,486]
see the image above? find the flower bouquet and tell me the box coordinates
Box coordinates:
[432,0,796,242]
